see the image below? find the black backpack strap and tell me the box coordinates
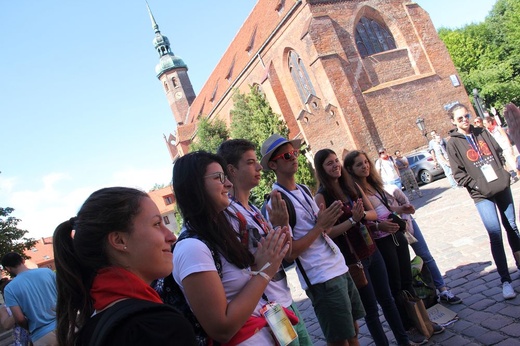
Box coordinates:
[89,299,173,346]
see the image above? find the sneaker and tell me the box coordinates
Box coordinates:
[503,282,517,300]
[431,322,445,334]
[406,328,428,345]
[439,290,462,304]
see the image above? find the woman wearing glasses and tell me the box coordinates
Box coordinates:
[172,151,291,345]
[447,103,520,299]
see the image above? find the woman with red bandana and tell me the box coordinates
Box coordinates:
[53,187,197,345]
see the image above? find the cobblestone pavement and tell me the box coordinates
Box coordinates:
[288,177,520,346]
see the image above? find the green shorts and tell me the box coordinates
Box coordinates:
[305,273,365,342]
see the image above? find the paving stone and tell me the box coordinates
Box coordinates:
[480,314,515,330]
[494,337,520,346]
[502,322,520,338]
[468,298,496,310]
[460,324,489,339]
[477,331,507,345]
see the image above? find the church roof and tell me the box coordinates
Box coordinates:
[185,0,300,123]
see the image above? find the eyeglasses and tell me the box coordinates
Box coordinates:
[456,114,471,123]
[270,149,299,161]
[204,172,228,184]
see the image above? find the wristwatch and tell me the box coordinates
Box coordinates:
[349,217,357,225]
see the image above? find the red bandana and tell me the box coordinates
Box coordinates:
[90,267,162,311]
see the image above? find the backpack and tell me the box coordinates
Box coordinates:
[411,256,437,308]
[153,230,223,346]
[260,184,312,230]
[89,299,177,346]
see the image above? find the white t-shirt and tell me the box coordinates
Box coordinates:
[173,236,274,345]
[375,157,400,182]
[268,184,347,290]
[226,200,293,308]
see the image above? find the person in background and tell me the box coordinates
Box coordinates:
[375,148,402,189]
[428,130,458,189]
[503,103,520,153]
[1,253,57,346]
[172,151,290,345]
[314,149,419,346]
[52,187,196,345]
[394,150,422,200]
[0,279,31,346]
[261,134,365,346]
[446,103,520,300]
[217,139,312,346]
[473,117,484,128]
[483,115,520,180]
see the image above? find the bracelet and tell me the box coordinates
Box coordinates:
[375,221,380,231]
[349,217,357,225]
[256,271,271,282]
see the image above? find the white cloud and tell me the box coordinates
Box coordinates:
[2,165,173,240]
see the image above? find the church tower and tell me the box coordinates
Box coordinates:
[147,3,195,126]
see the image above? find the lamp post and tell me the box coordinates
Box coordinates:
[415,117,429,146]
[473,88,485,119]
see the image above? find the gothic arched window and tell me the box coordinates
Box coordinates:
[288,50,316,104]
[355,17,396,58]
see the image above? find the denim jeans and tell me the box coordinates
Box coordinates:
[375,232,415,330]
[474,187,520,283]
[359,248,409,346]
[384,178,402,190]
[409,219,446,290]
[440,162,458,187]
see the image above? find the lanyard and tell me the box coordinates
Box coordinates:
[464,133,485,163]
[230,197,271,235]
[274,183,317,222]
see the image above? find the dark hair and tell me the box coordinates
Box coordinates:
[314,149,358,201]
[448,103,469,119]
[483,115,494,125]
[1,252,23,268]
[217,139,256,168]
[172,151,254,268]
[53,187,148,346]
[343,150,384,191]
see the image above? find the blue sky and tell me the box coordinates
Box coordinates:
[0,0,497,239]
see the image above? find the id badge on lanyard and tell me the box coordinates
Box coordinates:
[481,164,498,182]
[260,302,298,346]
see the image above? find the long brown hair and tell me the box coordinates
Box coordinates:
[343,150,384,192]
[314,149,358,201]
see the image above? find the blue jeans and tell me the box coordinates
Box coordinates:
[360,249,408,346]
[474,187,520,283]
[409,219,446,290]
[440,162,458,187]
[384,178,402,190]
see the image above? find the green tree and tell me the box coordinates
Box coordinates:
[190,117,230,153]
[230,85,316,206]
[0,207,37,261]
[438,0,520,110]
[149,183,166,191]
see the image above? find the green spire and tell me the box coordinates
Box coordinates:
[146,1,187,78]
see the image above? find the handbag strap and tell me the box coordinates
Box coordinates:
[372,186,393,212]
[343,231,361,262]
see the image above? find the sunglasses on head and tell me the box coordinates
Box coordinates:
[271,149,299,162]
[456,114,471,123]
[204,171,228,184]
